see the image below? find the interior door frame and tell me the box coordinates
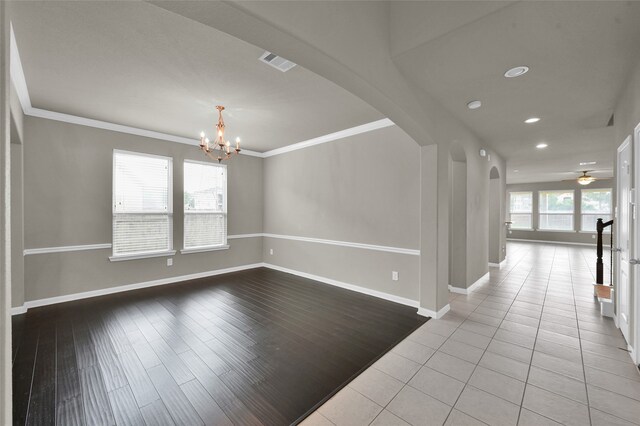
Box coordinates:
[633,122,640,364]
[618,136,631,338]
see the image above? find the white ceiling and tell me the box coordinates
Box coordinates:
[390,1,640,183]
[10,1,640,184]
[9,1,383,152]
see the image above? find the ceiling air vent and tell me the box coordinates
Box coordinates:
[259,51,297,72]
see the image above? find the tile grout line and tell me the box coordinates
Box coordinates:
[568,246,594,426]
[514,245,557,425]
[439,245,537,425]
[365,258,527,426]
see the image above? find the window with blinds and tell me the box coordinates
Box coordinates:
[112,150,173,258]
[184,161,227,250]
[539,190,574,231]
[581,188,612,232]
[508,192,533,229]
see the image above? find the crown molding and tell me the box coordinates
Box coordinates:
[9,22,392,159]
[25,107,265,157]
[261,118,395,157]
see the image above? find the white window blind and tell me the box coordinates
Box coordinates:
[539,190,574,231]
[581,188,612,232]
[509,192,533,229]
[112,151,172,257]
[184,161,227,250]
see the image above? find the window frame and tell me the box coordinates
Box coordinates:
[110,149,175,262]
[580,188,613,233]
[181,159,229,254]
[508,191,534,230]
[538,189,575,232]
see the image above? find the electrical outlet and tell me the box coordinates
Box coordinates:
[592,234,596,239]
[269,249,274,255]
[167,258,173,266]
[392,271,399,281]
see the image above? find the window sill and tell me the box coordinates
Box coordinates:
[180,245,230,255]
[578,231,611,234]
[109,250,176,262]
[510,228,535,232]
[537,229,577,233]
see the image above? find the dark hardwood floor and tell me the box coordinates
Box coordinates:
[12,267,427,426]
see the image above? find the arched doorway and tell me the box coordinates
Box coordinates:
[449,143,467,288]
[489,166,502,265]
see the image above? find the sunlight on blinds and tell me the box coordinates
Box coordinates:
[184,161,227,249]
[113,151,172,256]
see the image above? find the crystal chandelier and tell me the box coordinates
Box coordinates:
[199,105,241,163]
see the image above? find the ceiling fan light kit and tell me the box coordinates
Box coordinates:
[577,171,596,185]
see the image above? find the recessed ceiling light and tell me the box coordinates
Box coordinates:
[525,117,540,124]
[467,100,482,110]
[504,66,529,78]
[580,161,596,166]
[536,143,548,149]
[513,170,519,172]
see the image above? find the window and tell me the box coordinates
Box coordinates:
[183,161,227,251]
[112,150,173,259]
[539,190,574,231]
[581,188,612,232]
[509,192,533,229]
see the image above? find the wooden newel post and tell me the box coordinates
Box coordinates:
[596,218,604,285]
[595,218,614,285]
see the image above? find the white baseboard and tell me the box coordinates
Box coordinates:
[11,305,27,315]
[417,304,450,319]
[507,238,596,247]
[261,263,419,308]
[488,258,507,268]
[448,285,467,295]
[11,263,264,315]
[448,272,490,295]
[14,261,424,316]
[629,344,638,365]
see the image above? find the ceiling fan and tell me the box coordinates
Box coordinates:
[561,170,599,186]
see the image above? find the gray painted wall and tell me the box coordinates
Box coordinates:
[10,82,24,309]
[507,179,614,245]
[9,82,22,143]
[262,125,421,301]
[420,145,440,310]
[15,114,509,318]
[10,143,23,308]
[489,173,501,264]
[449,160,466,287]
[22,116,263,301]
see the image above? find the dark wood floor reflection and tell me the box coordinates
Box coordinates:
[12,267,427,425]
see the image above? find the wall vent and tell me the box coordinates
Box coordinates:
[259,51,297,72]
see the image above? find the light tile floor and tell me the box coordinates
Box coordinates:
[301,242,640,426]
